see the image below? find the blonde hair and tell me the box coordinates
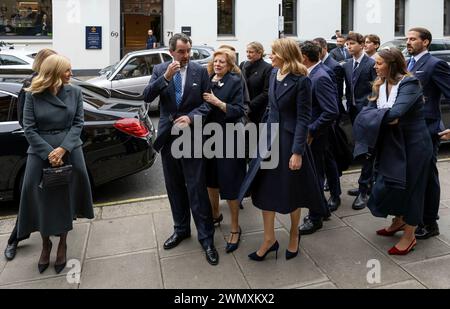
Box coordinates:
[26,54,71,94]
[207,48,241,76]
[247,41,265,57]
[31,48,57,73]
[271,38,307,76]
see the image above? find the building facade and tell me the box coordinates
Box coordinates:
[0,0,449,71]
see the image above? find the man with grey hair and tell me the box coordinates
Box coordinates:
[144,33,219,265]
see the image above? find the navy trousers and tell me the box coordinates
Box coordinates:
[423,135,441,225]
[161,143,214,249]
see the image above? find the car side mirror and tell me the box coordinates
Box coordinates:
[114,73,125,81]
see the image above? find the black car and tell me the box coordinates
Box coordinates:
[0,80,157,202]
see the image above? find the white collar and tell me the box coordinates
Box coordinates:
[377,77,406,109]
[307,62,321,75]
[413,50,429,62]
[322,53,330,63]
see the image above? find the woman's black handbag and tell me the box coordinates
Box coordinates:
[39,165,73,189]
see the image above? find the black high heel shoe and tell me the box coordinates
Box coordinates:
[248,240,279,261]
[213,214,223,226]
[286,235,301,260]
[38,240,52,274]
[54,244,67,274]
[225,227,242,253]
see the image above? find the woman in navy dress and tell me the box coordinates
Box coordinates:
[241,38,327,261]
[366,48,432,255]
[203,49,246,253]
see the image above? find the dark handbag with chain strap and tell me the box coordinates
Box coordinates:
[39,165,73,189]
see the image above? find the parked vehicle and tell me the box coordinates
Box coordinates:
[0,50,34,70]
[90,46,215,111]
[88,49,171,111]
[380,38,450,57]
[0,80,157,202]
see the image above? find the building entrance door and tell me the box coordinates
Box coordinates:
[121,0,163,56]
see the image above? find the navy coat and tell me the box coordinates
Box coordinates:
[323,55,345,111]
[205,72,246,200]
[408,53,450,135]
[239,70,328,215]
[356,77,433,226]
[308,63,339,138]
[18,85,94,238]
[343,55,377,113]
[144,61,211,152]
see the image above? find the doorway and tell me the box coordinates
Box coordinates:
[121,0,163,56]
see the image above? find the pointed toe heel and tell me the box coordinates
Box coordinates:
[38,240,52,274]
[248,240,279,261]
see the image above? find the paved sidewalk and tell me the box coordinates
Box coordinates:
[1,163,450,289]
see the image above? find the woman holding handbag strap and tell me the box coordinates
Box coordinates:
[18,54,94,274]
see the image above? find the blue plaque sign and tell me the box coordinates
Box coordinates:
[86,26,102,50]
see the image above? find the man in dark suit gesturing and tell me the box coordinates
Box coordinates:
[144,33,219,265]
[406,27,450,240]
[343,32,377,211]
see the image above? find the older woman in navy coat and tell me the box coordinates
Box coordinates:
[203,49,246,253]
[18,55,94,274]
[240,38,327,261]
[355,48,432,255]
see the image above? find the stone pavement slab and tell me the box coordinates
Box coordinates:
[161,250,248,289]
[86,215,156,259]
[0,235,8,275]
[436,207,450,246]
[0,276,77,289]
[232,229,328,289]
[101,199,170,219]
[80,251,162,289]
[403,255,450,289]
[153,211,225,258]
[300,227,412,288]
[299,282,337,289]
[0,223,89,285]
[375,280,426,289]
[343,213,450,265]
[0,218,15,235]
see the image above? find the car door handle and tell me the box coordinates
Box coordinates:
[12,129,24,135]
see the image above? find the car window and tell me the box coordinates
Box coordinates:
[429,43,447,52]
[0,92,14,122]
[434,53,450,63]
[117,54,161,79]
[0,55,28,66]
[191,48,210,60]
[162,53,172,62]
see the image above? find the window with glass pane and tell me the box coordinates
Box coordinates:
[217,0,234,36]
[395,0,406,37]
[341,0,354,35]
[0,0,52,38]
[283,0,297,36]
[445,0,450,36]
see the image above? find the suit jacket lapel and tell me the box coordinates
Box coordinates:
[353,55,367,87]
[411,53,431,73]
[276,74,297,101]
